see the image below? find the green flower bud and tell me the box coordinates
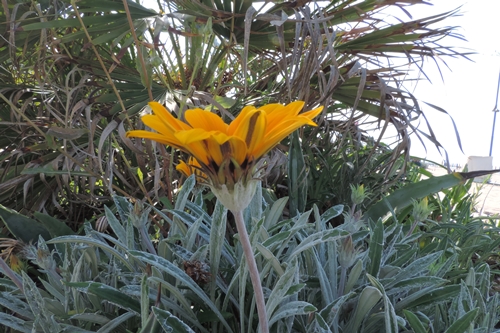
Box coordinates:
[350,184,366,206]
[412,197,433,222]
[338,235,358,269]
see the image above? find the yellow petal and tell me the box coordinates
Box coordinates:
[126,130,183,148]
[205,135,225,166]
[185,143,211,166]
[265,101,305,131]
[185,108,229,132]
[175,129,212,144]
[227,105,256,135]
[209,131,231,144]
[175,130,214,165]
[258,103,285,114]
[283,101,306,115]
[176,160,192,177]
[149,102,191,131]
[204,133,247,166]
[141,115,175,136]
[176,158,206,179]
[222,136,247,166]
[230,110,266,159]
[300,106,324,121]
[252,117,313,159]
[188,156,202,168]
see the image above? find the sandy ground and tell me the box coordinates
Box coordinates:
[427,166,500,216]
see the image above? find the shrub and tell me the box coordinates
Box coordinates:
[1,175,499,332]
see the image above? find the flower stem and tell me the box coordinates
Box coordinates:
[407,220,419,236]
[233,210,269,333]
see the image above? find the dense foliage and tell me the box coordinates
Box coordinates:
[1,171,500,332]
[1,0,498,332]
[0,0,466,218]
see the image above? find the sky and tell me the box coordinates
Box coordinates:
[398,1,500,167]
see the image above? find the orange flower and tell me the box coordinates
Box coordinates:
[127,101,322,211]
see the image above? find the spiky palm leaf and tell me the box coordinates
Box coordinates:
[0,0,467,220]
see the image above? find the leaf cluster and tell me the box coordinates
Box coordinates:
[0,174,499,332]
[0,0,470,221]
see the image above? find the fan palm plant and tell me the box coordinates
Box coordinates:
[0,0,467,221]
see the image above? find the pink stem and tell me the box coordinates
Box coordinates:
[233,210,269,333]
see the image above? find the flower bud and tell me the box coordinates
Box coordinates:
[338,235,358,269]
[412,197,433,222]
[350,184,366,206]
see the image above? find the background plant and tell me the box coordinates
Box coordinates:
[2,1,497,332]
[0,0,467,221]
[1,177,499,332]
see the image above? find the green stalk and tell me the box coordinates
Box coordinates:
[407,219,420,237]
[232,210,269,333]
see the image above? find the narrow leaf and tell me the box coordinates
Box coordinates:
[34,212,75,237]
[0,312,30,333]
[269,301,316,326]
[443,308,478,333]
[288,229,346,259]
[129,251,233,333]
[344,286,382,333]
[96,312,136,333]
[0,205,51,243]
[368,219,384,277]
[403,310,427,333]
[153,307,196,333]
[288,131,307,217]
[365,173,464,222]
[67,282,141,314]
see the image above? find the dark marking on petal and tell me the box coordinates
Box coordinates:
[220,141,231,159]
[245,112,261,147]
